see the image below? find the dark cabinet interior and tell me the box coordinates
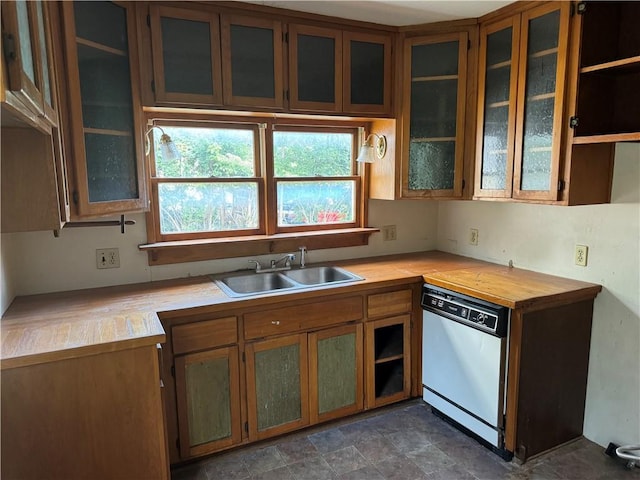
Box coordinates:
[573,1,640,139]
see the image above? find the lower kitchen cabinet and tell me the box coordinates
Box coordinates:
[174,346,241,458]
[309,323,364,423]
[365,314,411,408]
[246,333,310,440]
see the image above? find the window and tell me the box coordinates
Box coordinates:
[146,116,367,249]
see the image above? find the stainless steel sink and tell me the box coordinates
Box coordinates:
[282,266,361,285]
[212,266,363,297]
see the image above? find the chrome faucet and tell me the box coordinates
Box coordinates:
[298,246,307,268]
[270,253,295,270]
[248,259,262,272]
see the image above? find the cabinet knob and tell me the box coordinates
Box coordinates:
[271,321,280,325]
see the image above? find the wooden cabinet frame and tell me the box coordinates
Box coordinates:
[245,333,309,441]
[174,346,242,458]
[220,14,284,109]
[149,5,223,106]
[309,323,364,424]
[288,24,342,113]
[401,32,468,199]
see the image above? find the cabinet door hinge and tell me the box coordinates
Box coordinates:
[285,90,289,101]
[171,364,175,377]
[244,421,249,433]
[462,179,466,190]
[2,33,16,62]
[146,14,151,27]
[558,179,565,192]
[283,32,288,43]
[242,351,246,363]
[467,39,471,50]
[577,2,587,15]
[151,80,155,94]
[569,116,579,129]
[72,190,79,205]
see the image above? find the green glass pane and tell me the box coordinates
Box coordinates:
[35,1,52,106]
[153,126,255,178]
[77,44,133,131]
[273,131,352,177]
[481,106,509,190]
[297,34,335,103]
[484,66,511,106]
[486,27,512,67]
[527,10,560,54]
[85,133,138,202]
[317,333,356,415]
[16,0,35,83]
[161,17,213,95]
[526,53,557,98]
[410,79,457,138]
[408,141,455,191]
[158,183,259,234]
[521,97,554,191]
[230,25,274,98]
[350,40,385,105]
[255,344,301,431]
[411,41,458,77]
[185,357,232,446]
[73,1,128,52]
[276,180,355,227]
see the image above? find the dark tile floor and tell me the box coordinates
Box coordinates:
[172,400,640,480]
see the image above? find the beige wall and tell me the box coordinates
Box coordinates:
[436,143,640,449]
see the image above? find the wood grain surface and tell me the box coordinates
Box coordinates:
[1,251,601,369]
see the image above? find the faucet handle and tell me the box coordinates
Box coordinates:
[248,260,261,272]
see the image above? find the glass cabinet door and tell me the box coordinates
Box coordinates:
[149,5,223,106]
[309,324,363,423]
[288,24,341,113]
[174,346,241,459]
[221,15,283,109]
[475,17,520,198]
[62,1,147,216]
[246,334,309,440]
[513,2,570,201]
[402,32,467,198]
[343,31,392,115]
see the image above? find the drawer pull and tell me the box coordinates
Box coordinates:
[271,321,280,325]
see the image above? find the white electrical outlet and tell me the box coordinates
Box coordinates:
[575,245,588,267]
[96,248,120,269]
[469,228,479,246]
[382,225,397,241]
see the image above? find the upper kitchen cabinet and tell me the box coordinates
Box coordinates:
[221,14,284,109]
[148,5,223,106]
[288,24,342,113]
[475,2,570,202]
[567,1,640,143]
[288,26,392,115]
[59,1,147,217]
[401,32,468,199]
[343,31,392,116]
[1,0,57,126]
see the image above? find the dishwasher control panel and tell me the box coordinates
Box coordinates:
[421,285,509,337]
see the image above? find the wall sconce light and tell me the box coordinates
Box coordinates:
[145,125,181,161]
[356,133,387,163]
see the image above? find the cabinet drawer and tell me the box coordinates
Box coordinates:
[367,289,413,318]
[244,296,363,340]
[172,317,237,355]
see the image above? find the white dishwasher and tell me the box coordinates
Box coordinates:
[421,284,512,460]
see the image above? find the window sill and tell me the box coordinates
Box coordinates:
[139,228,380,266]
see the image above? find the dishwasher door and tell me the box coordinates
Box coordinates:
[422,309,506,447]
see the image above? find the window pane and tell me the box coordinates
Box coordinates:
[277,180,355,227]
[153,126,255,178]
[273,131,352,177]
[158,182,258,234]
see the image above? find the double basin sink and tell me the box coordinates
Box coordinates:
[212,266,363,297]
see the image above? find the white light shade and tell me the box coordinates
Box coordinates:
[159,133,181,161]
[356,134,387,163]
[356,144,376,163]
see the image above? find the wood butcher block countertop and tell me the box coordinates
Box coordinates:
[1,251,601,369]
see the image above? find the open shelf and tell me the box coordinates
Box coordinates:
[374,359,404,398]
[373,324,404,361]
